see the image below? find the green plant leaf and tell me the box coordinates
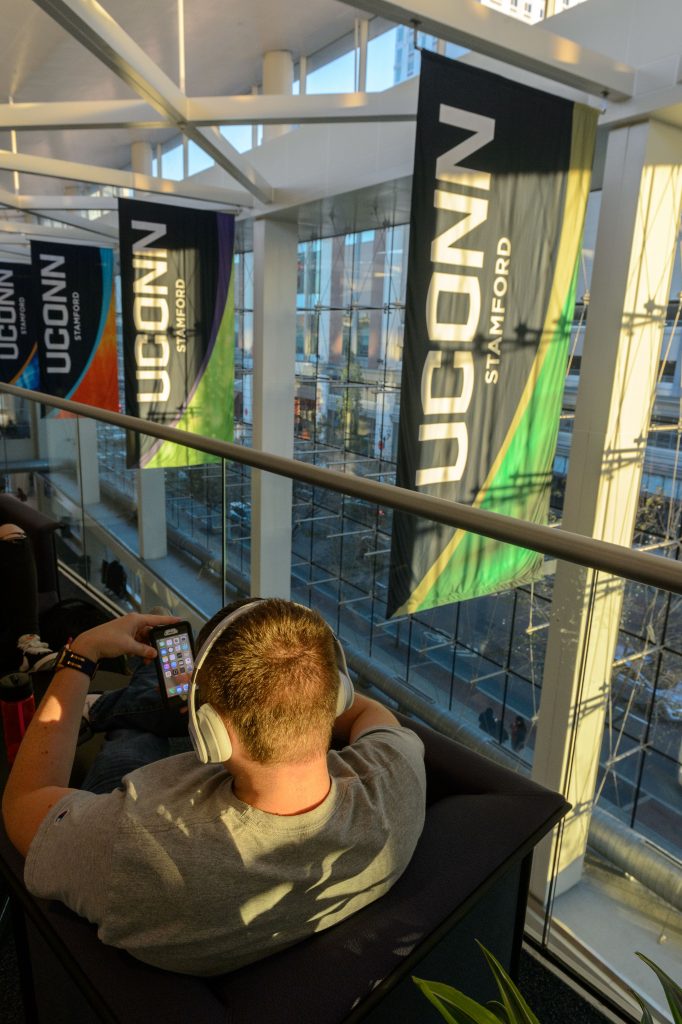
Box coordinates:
[413,977,503,1024]
[486,999,512,1023]
[635,953,682,1024]
[477,944,542,1024]
[629,989,656,1024]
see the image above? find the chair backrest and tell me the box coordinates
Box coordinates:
[0,494,60,612]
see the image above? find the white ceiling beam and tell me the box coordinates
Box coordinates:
[0,99,164,131]
[188,91,416,125]
[597,84,682,130]
[0,186,118,239]
[336,0,634,100]
[0,150,253,208]
[0,219,114,246]
[11,195,118,210]
[11,193,238,212]
[31,0,274,203]
[0,91,417,131]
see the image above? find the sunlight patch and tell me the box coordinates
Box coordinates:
[240,882,294,926]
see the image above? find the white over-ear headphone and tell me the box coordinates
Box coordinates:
[188,599,355,764]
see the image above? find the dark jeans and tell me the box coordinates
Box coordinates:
[81,659,192,794]
[0,535,40,672]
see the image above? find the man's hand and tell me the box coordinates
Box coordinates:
[71,612,181,663]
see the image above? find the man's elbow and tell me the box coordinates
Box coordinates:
[2,785,69,858]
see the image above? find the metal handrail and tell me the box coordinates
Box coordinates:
[3,381,681,595]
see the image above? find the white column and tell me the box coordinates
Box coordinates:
[39,400,100,509]
[75,419,100,505]
[531,120,682,900]
[250,85,259,150]
[130,139,167,562]
[130,141,152,176]
[136,468,167,560]
[251,218,298,598]
[262,51,293,143]
[355,19,369,92]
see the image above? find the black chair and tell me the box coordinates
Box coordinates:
[0,716,568,1024]
[0,494,61,616]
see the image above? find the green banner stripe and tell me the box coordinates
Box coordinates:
[412,266,579,610]
[146,279,235,470]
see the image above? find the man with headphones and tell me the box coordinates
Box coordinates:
[3,599,426,975]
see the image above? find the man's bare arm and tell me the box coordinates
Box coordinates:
[2,612,178,857]
[332,691,399,745]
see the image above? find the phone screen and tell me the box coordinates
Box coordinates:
[151,623,195,701]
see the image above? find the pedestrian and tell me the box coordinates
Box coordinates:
[511,715,527,752]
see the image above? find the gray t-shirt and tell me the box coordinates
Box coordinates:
[25,725,426,976]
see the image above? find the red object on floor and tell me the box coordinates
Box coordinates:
[0,672,35,765]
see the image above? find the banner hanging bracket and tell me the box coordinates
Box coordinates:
[410,20,423,53]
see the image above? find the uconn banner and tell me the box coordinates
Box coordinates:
[0,262,39,390]
[31,241,119,412]
[119,198,235,469]
[387,53,596,616]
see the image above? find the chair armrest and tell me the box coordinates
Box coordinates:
[395,712,568,806]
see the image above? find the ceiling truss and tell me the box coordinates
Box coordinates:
[32,0,274,203]
[1,0,676,253]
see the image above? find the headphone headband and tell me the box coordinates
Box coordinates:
[187,599,354,764]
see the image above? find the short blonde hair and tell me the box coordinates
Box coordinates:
[197,599,339,764]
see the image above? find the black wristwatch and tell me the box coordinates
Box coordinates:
[54,645,99,680]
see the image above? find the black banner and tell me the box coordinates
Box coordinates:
[118,197,235,468]
[0,261,38,389]
[387,52,596,616]
[30,241,119,411]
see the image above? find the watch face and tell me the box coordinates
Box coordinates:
[58,647,95,677]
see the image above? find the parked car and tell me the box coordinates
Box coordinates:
[228,501,251,526]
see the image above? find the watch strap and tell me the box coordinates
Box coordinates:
[55,645,99,680]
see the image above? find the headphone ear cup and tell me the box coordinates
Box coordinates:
[192,705,233,764]
[332,636,354,717]
[336,671,354,717]
[189,600,263,765]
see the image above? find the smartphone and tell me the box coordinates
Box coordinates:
[149,621,196,703]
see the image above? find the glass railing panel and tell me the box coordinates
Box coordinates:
[522,557,682,1021]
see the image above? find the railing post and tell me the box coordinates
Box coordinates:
[251,217,297,598]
